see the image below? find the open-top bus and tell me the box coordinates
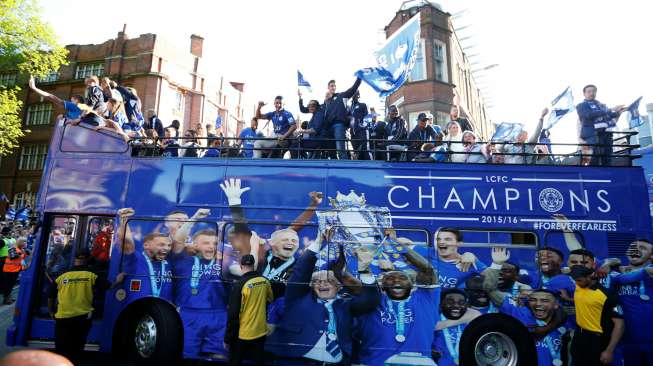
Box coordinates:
[6,121,650,365]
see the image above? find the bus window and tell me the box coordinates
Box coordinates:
[115,213,219,306]
[36,215,79,318]
[433,228,538,295]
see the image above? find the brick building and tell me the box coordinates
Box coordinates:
[384,1,492,138]
[0,27,247,211]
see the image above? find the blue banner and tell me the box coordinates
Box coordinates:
[215,115,222,130]
[355,13,421,97]
[15,207,30,221]
[628,96,644,128]
[297,70,312,92]
[5,207,15,221]
[545,87,574,129]
[491,122,524,142]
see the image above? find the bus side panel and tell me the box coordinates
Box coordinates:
[44,158,131,213]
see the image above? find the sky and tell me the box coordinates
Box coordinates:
[38,0,653,147]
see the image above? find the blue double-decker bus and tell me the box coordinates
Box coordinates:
[6,121,651,365]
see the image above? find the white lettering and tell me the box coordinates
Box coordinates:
[505,188,520,210]
[444,187,465,210]
[485,176,508,183]
[473,189,497,210]
[570,190,590,212]
[388,185,410,209]
[527,188,533,211]
[418,186,436,209]
[597,190,611,213]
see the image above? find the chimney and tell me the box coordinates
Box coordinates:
[190,34,204,58]
[117,23,128,39]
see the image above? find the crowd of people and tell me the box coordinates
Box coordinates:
[0,221,34,305]
[28,76,633,166]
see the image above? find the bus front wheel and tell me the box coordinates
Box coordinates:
[459,313,537,366]
[127,302,182,365]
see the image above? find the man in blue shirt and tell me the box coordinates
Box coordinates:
[423,228,486,289]
[576,84,626,166]
[609,240,653,365]
[238,118,261,158]
[116,208,173,302]
[168,209,229,359]
[384,106,408,161]
[483,269,568,366]
[356,241,439,366]
[324,78,362,160]
[433,289,482,366]
[253,96,296,158]
[407,113,437,160]
[28,76,89,121]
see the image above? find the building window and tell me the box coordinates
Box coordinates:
[75,62,104,79]
[435,111,450,126]
[26,104,53,126]
[36,71,59,83]
[19,144,48,171]
[13,192,36,209]
[0,73,17,87]
[433,40,448,83]
[173,91,185,116]
[408,40,426,82]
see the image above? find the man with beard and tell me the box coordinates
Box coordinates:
[425,228,485,289]
[265,232,379,365]
[530,247,576,301]
[384,105,408,161]
[464,275,495,314]
[433,289,481,366]
[606,240,653,365]
[168,209,229,359]
[488,247,532,299]
[347,91,370,160]
[355,240,439,366]
[117,208,173,301]
[483,267,568,366]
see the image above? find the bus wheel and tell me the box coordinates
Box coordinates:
[128,302,182,365]
[459,313,536,366]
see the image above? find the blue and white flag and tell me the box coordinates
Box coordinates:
[15,207,30,221]
[215,115,222,130]
[545,86,574,129]
[5,207,15,221]
[297,70,312,92]
[628,96,644,128]
[491,122,525,142]
[355,13,421,97]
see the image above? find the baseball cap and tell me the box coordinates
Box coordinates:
[569,265,594,280]
[241,254,255,266]
[417,112,428,122]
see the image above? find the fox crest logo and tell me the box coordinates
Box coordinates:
[539,188,564,213]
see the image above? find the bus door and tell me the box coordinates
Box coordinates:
[34,214,115,320]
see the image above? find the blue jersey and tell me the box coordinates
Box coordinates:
[63,101,82,120]
[123,252,173,301]
[498,298,565,366]
[239,127,258,158]
[433,317,469,366]
[168,251,227,310]
[264,110,295,135]
[611,266,653,344]
[357,288,440,366]
[437,258,487,289]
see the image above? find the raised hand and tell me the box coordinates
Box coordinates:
[117,208,135,218]
[219,178,251,206]
[458,252,478,272]
[309,191,323,206]
[540,107,549,119]
[491,247,510,265]
[192,208,211,220]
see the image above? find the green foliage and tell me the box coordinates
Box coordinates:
[0,0,68,155]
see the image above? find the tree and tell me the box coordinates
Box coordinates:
[0,0,68,155]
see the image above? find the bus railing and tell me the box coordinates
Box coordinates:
[125,132,640,167]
